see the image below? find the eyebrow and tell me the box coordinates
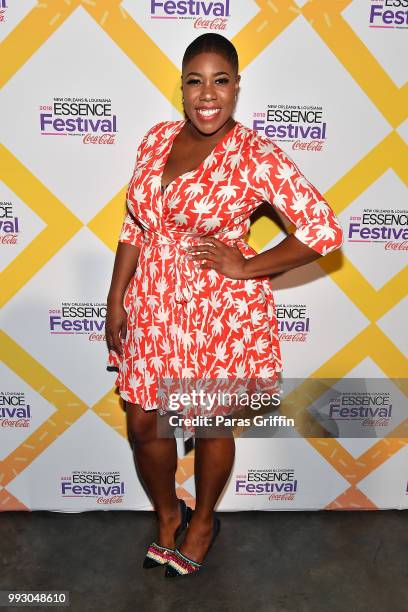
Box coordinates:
[185,71,230,77]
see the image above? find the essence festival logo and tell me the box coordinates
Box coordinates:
[0,0,7,23]
[60,471,125,505]
[252,104,327,152]
[150,0,230,30]
[235,469,298,501]
[347,208,408,251]
[276,304,310,343]
[48,302,107,342]
[328,392,393,427]
[369,0,408,29]
[0,392,32,429]
[0,201,20,245]
[40,97,118,144]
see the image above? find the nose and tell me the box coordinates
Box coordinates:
[200,80,216,100]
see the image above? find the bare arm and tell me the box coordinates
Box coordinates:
[107,242,140,306]
[106,243,140,357]
[242,233,322,278]
[105,121,164,359]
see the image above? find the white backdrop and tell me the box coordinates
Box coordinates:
[0,1,407,512]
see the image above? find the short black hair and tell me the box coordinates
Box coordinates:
[182,33,239,75]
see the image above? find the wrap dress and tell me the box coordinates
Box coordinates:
[106,119,343,433]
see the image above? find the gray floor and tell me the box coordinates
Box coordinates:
[1,509,407,612]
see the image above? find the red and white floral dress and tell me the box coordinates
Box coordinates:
[107,120,343,433]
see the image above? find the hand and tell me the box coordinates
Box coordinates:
[187,236,248,280]
[105,301,128,357]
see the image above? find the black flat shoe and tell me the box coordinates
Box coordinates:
[164,514,221,577]
[142,498,192,569]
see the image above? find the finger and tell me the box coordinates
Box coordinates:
[112,329,122,355]
[120,321,127,341]
[201,236,224,247]
[199,236,221,245]
[192,236,221,247]
[191,252,218,263]
[199,259,217,270]
[188,243,216,253]
[107,329,117,352]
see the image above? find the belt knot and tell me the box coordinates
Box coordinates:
[141,228,244,304]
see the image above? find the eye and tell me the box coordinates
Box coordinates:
[185,77,230,85]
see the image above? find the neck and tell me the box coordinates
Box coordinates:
[185,117,236,142]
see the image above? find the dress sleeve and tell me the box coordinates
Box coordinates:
[118,210,145,248]
[249,137,344,256]
[117,121,166,248]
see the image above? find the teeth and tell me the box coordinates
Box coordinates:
[197,108,220,116]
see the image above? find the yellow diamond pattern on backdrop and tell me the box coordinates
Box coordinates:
[0,0,407,511]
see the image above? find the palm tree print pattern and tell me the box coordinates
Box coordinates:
[106,120,343,432]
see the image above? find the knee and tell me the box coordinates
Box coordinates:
[126,403,157,446]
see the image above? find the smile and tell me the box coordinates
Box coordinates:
[196,108,221,119]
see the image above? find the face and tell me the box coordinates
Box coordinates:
[181,51,240,136]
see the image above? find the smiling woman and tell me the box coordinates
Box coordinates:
[105,32,343,579]
[159,44,240,189]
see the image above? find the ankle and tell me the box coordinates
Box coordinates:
[157,501,181,523]
[190,510,214,525]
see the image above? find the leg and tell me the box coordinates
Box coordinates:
[126,403,181,549]
[178,421,235,562]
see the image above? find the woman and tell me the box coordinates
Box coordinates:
[105,33,343,578]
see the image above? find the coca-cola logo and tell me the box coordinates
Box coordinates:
[96,495,123,504]
[83,133,115,145]
[0,234,17,244]
[2,419,30,428]
[385,241,408,250]
[194,17,227,29]
[293,140,324,152]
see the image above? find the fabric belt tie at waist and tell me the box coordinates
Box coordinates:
[142,229,244,304]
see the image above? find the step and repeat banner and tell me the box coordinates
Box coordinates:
[0,1,407,512]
